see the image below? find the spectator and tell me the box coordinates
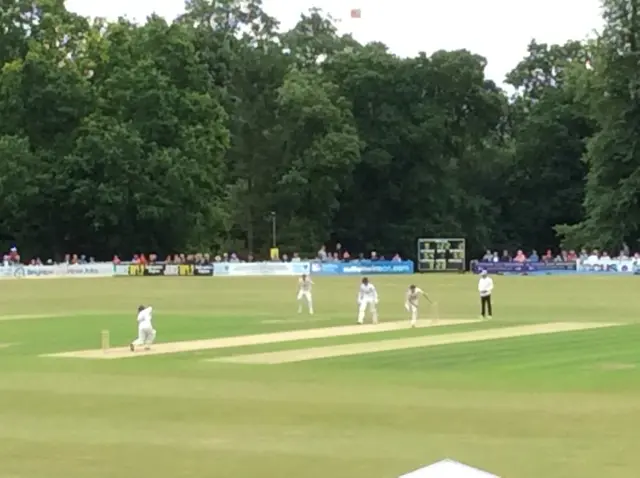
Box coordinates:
[529,250,539,262]
[113,255,121,264]
[500,250,511,262]
[579,249,589,260]
[392,253,402,261]
[291,253,301,262]
[513,250,526,262]
[482,250,492,261]
[587,249,599,262]
[336,242,343,258]
[567,250,577,261]
[491,251,499,262]
[317,245,328,261]
[542,249,553,262]
[342,251,351,261]
[281,253,289,262]
[370,251,379,261]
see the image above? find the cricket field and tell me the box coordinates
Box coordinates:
[1,274,639,477]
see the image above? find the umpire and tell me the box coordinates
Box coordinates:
[478,269,494,319]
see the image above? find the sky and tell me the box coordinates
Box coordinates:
[65,0,604,85]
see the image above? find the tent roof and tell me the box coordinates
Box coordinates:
[398,459,499,478]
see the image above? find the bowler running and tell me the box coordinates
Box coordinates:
[130,305,157,352]
[297,274,314,314]
[405,284,432,327]
[357,277,378,324]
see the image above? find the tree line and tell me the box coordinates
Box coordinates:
[0,0,637,261]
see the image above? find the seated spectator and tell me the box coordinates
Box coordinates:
[229,253,240,262]
[8,247,20,264]
[336,242,343,258]
[481,250,492,261]
[281,253,289,262]
[290,253,300,262]
[567,250,577,261]
[500,250,511,262]
[491,251,499,262]
[392,253,402,261]
[342,251,351,261]
[529,250,539,262]
[370,251,379,261]
[513,250,527,262]
[113,255,121,264]
[587,249,599,262]
[542,249,553,262]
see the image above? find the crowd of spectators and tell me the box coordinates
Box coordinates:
[479,247,639,263]
[110,243,403,266]
[2,248,98,267]
[315,243,402,262]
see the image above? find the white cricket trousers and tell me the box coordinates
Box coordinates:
[358,300,378,324]
[132,326,156,346]
[297,291,313,314]
[405,302,418,325]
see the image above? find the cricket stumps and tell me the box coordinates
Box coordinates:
[101,330,110,353]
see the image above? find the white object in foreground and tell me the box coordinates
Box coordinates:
[398,458,499,477]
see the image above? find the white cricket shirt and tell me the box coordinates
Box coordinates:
[298,277,313,292]
[478,277,494,297]
[406,287,424,304]
[137,306,153,328]
[358,283,378,302]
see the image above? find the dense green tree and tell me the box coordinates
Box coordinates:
[2,0,640,261]
[502,40,595,253]
[557,0,640,252]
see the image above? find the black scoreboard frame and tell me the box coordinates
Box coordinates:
[416,237,466,272]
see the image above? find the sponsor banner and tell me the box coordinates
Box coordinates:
[116,262,215,276]
[310,260,414,276]
[577,258,640,274]
[471,261,576,275]
[0,262,114,278]
[213,261,310,277]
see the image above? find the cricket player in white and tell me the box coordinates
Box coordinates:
[297,274,314,314]
[405,284,432,327]
[357,277,378,324]
[130,305,156,351]
[478,270,494,319]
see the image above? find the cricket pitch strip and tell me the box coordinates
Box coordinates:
[42,318,481,360]
[210,322,622,365]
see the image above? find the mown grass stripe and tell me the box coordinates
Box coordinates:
[211,322,622,365]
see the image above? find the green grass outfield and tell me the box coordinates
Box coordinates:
[1,274,640,478]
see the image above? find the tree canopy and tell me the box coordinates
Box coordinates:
[0,0,634,260]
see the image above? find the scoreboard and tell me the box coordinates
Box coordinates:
[417,238,466,272]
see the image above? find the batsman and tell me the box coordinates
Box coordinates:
[405,284,435,327]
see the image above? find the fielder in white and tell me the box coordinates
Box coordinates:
[297,274,314,314]
[130,305,156,352]
[405,284,433,327]
[357,277,378,324]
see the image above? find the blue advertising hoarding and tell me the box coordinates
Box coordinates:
[310,260,414,276]
[471,261,576,275]
[577,258,640,274]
